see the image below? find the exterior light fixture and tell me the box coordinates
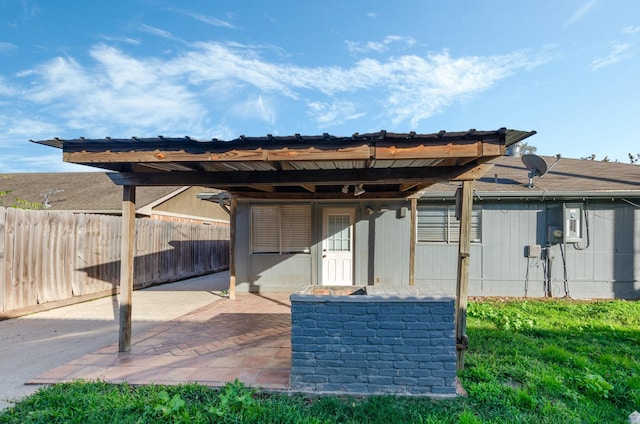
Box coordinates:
[354,184,365,196]
[341,184,349,194]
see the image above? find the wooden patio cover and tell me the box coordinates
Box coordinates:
[34,128,536,369]
[34,128,534,199]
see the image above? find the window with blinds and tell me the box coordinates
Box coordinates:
[416,205,481,243]
[251,205,311,254]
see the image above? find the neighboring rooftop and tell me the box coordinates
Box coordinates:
[422,155,640,199]
[0,173,228,222]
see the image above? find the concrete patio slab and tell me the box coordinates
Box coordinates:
[0,271,242,410]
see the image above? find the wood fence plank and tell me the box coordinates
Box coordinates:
[73,213,85,296]
[1,207,229,316]
[31,210,44,304]
[0,207,5,312]
[3,209,15,310]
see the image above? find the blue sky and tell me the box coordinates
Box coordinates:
[1,0,638,172]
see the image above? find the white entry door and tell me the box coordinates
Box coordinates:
[322,208,355,285]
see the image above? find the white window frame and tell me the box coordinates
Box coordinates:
[416,204,482,243]
[250,204,311,254]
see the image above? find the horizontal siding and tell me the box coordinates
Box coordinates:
[415,200,639,299]
[233,199,640,299]
[245,254,312,292]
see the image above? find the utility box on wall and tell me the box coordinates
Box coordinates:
[563,203,583,243]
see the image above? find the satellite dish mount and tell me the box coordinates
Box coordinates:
[521,154,548,189]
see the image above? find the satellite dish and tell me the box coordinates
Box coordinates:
[521,154,548,188]
[521,154,548,177]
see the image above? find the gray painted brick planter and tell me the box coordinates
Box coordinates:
[289,286,457,397]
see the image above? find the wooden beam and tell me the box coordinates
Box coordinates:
[405,183,437,199]
[248,185,274,193]
[223,191,416,200]
[300,184,316,193]
[107,162,497,187]
[278,161,295,171]
[400,183,420,192]
[449,163,493,180]
[455,180,473,370]
[228,197,237,300]
[266,146,371,161]
[63,144,372,164]
[62,139,504,165]
[373,140,496,160]
[409,199,416,286]
[118,185,136,352]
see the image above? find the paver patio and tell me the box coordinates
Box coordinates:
[29,293,292,390]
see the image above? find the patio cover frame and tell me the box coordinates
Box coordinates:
[34,128,536,369]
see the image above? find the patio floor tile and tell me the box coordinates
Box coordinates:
[29,293,293,391]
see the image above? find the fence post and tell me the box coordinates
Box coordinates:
[119,186,136,352]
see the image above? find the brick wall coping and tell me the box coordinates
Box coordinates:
[291,285,453,303]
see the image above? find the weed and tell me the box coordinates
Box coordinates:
[208,378,260,421]
[570,370,614,399]
[144,390,189,422]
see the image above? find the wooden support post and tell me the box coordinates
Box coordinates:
[118,185,136,352]
[228,197,237,300]
[409,199,416,286]
[455,180,473,370]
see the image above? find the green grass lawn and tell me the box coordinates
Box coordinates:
[1,299,638,423]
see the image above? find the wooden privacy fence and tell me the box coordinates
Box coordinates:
[0,207,229,316]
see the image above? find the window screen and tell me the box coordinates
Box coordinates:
[251,205,311,254]
[417,204,481,243]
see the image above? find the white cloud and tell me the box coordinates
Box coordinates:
[0,77,16,96]
[0,42,17,53]
[19,45,207,137]
[590,42,632,71]
[3,41,541,142]
[180,11,236,29]
[622,26,640,35]
[0,152,95,173]
[345,36,416,54]
[100,36,141,45]
[139,24,177,40]
[0,115,60,142]
[307,100,365,127]
[565,0,598,27]
[230,95,276,124]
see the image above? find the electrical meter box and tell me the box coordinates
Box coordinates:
[563,203,583,243]
[547,226,563,244]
